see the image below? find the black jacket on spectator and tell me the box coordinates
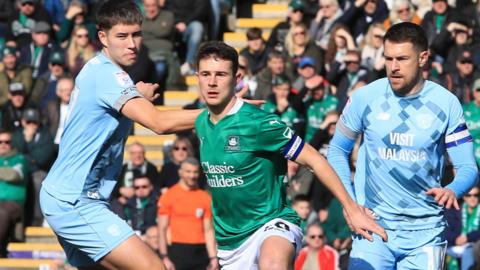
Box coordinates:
[165,0,209,25]
[421,7,456,45]
[445,208,480,247]
[239,46,270,75]
[19,42,60,78]
[124,192,159,234]
[5,6,51,48]
[11,126,55,172]
[0,101,25,132]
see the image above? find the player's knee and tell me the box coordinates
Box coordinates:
[258,256,290,270]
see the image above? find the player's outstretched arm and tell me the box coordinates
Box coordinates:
[121,98,202,134]
[295,143,388,242]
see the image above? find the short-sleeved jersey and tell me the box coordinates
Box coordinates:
[305,95,338,142]
[463,102,480,166]
[42,53,141,203]
[195,100,303,250]
[158,183,212,244]
[261,101,300,128]
[338,78,471,230]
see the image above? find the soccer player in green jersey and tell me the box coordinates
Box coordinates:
[194,41,387,270]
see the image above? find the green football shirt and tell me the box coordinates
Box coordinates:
[195,100,303,250]
[463,101,480,166]
[305,95,338,142]
[262,100,300,128]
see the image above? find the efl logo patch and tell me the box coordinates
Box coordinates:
[114,71,133,87]
[225,135,241,151]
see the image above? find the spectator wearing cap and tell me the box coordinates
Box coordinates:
[239,27,270,75]
[267,0,307,53]
[463,79,480,167]
[254,51,289,100]
[421,0,456,45]
[44,76,73,147]
[292,71,338,142]
[261,75,301,131]
[0,46,33,106]
[5,0,51,48]
[0,82,29,131]
[11,107,54,226]
[30,50,67,111]
[309,0,343,50]
[292,56,327,93]
[0,128,28,257]
[431,14,480,74]
[326,49,370,111]
[336,0,389,44]
[56,0,97,45]
[19,21,60,79]
[446,49,480,104]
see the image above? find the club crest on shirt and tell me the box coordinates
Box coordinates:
[415,113,434,129]
[225,135,240,151]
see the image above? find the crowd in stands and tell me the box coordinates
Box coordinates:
[1,0,480,269]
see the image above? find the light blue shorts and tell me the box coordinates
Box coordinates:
[349,226,447,270]
[39,187,134,267]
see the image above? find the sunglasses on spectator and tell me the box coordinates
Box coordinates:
[173,146,188,151]
[345,61,360,65]
[308,234,324,239]
[465,193,480,198]
[25,120,38,125]
[320,5,330,9]
[459,59,473,64]
[397,7,410,14]
[366,0,377,4]
[21,2,34,6]
[134,185,150,190]
[293,31,306,36]
[292,9,304,13]
[76,34,89,38]
[0,140,11,145]
[373,34,384,39]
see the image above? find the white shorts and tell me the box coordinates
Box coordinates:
[217,218,303,270]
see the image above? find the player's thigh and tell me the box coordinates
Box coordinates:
[349,233,396,270]
[258,235,295,270]
[100,234,165,270]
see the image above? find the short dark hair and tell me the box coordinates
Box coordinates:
[0,127,11,136]
[96,0,143,31]
[292,194,310,204]
[196,41,239,75]
[384,22,428,53]
[246,27,263,41]
[268,50,285,61]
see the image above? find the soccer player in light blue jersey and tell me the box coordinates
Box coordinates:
[38,1,199,269]
[328,22,479,269]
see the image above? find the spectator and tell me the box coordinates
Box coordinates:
[42,0,65,32]
[11,108,54,226]
[239,27,270,75]
[445,186,480,270]
[65,25,97,78]
[0,83,29,131]
[157,158,218,270]
[294,223,339,270]
[292,56,327,95]
[158,137,194,193]
[464,79,480,167]
[5,0,51,48]
[261,75,300,130]
[360,23,386,74]
[326,49,370,112]
[0,128,28,257]
[254,51,288,100]
[115,142,160,206]
[309,0,343,50]
[19,21,60,78]
[142,0,175,91]
[458,0,480,46]
[383,0,422,30]
[292,77,338,142]
[337,0,389,44]
[30,50,67,110]
[0,1,15,42]
[124,176,158,235]
[236,55,257,98]
[446,49,480,104]
[44,76,73,147]
[267,0,307,53]
[310,110,339,156]
[0,46,33,105]
[166,0,209,76]
[292,194,312,234]
[285,23,326,79]
[56,0,97,44]
[324,24,357,73]
[421,0,456,45]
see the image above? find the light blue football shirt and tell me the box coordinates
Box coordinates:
[42,52,141,203]
[336,78,472,230]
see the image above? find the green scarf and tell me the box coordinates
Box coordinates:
[462,203,480,235]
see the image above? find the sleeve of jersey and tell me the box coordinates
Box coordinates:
[157,194,171,216]
[256,113,305,160]
[445,102,478,197]
[96,66,141,112]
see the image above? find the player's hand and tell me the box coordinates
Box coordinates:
[343,204,388,242]
[162,257,176,270]
[235,85,265,106]
[136,81,160,102]
[426,187,459,210]
[206,257,219,270]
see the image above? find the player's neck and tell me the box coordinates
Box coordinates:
[101,49,123,69]
[396,77,425,97]
[208,96,238,124]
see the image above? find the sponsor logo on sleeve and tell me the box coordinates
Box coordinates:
[114,71,134,87]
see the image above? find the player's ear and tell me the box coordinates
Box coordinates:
[98,31,107,48]
[418,50,429,67]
